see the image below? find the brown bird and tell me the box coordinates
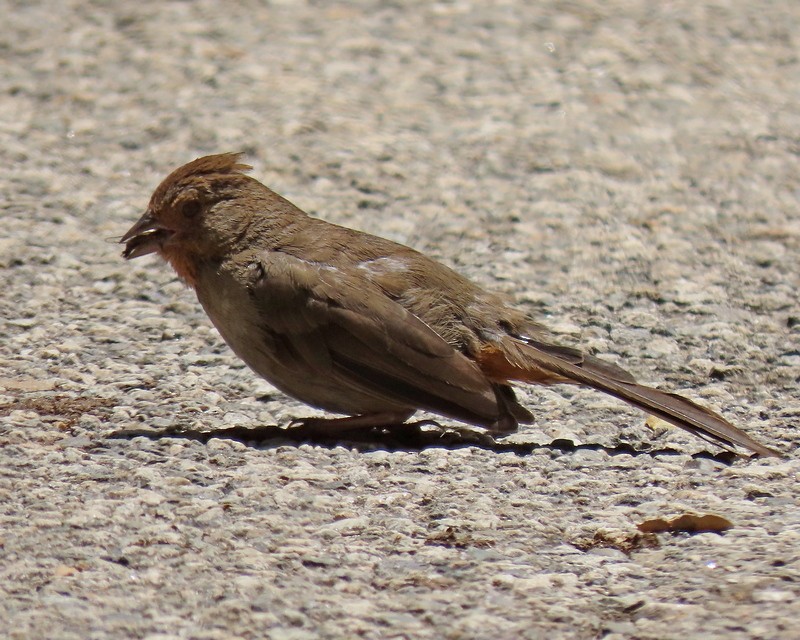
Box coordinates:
[121,153,778,457]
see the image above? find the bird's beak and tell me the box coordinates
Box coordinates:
[121,210,172,259]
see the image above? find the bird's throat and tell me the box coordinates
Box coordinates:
[162,247,200,288]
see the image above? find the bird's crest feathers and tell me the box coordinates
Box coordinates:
[151,152,252,205]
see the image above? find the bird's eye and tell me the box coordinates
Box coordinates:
[181,199,202,218]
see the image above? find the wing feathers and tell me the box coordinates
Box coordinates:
[248,253,504,426]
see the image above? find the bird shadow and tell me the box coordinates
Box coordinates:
[108,421,740,464]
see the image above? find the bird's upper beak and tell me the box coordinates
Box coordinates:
[120,210,172,259]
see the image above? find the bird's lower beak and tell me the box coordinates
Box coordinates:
[121,210,172,259]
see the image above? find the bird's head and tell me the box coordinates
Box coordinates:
[121,153,255,284]
[121,152,253,260]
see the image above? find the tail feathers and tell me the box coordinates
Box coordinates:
[479,338,780,457]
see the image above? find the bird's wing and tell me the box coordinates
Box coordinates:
[244,251,504,427]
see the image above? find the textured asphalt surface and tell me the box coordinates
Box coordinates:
[1,1,799,638]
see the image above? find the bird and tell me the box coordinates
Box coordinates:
[121,153,778,457]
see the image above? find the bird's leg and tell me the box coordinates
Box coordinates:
[288,410,416,435]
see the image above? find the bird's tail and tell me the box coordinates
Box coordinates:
[477,337,779,457]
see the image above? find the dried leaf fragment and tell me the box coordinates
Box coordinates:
[637,513,733,534]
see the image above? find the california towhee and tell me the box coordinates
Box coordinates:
[121,153,777,457]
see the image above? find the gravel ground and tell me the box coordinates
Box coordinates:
[2,1,799,638]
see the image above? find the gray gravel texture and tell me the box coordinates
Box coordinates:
[2,1,799,638]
